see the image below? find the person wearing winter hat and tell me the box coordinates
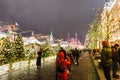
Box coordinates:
[101,40,112,80]
[102,40,108,46]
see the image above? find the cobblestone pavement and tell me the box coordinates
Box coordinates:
[69,52,99,80]
[0,52,99,80]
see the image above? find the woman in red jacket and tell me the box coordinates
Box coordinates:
[56,52,70,80]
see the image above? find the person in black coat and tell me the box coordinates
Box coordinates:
[74,48,80,65]
[112,44,119,79]
[36,48,42,69]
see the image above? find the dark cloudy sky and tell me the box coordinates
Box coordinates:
[0,0,104,43]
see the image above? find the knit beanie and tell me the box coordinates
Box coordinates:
[102,40,108,46]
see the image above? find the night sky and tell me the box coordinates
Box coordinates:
[0,0,103,43]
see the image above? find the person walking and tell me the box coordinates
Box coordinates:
[111,44,119,79]
[101,40,112,80]
[74,48,80,65]
[36,47,42,69]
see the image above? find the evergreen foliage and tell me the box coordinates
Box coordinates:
[14,34,25,61]
[1,38,15,63]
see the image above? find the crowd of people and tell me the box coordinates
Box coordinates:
[31,45,83,80]
[25,40,120,80]
[100,40,120,80]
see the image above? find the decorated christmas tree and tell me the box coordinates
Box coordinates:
[14,34,25,61]
[1,37,15,63]
[41,40,51,57]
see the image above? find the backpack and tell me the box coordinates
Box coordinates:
[57,62,65,73]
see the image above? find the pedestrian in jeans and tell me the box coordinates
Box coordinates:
[101,40,112,80]
[111,44,119,79]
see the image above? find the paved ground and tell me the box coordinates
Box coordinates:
[69,52,99,80]
[0,52,99,80]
